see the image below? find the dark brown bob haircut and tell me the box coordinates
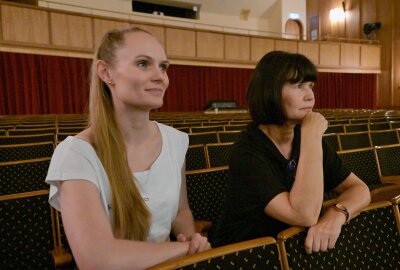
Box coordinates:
[247,51,318,125]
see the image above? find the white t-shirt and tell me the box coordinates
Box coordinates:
[46,122,188,242]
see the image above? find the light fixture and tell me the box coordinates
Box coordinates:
[289,13,300,19]
[240,9,250,21]
[329,7,345,22]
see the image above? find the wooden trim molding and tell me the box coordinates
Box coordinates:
[0,1,381,73]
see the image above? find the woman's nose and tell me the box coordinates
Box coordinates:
[152,67,166,82]
[305,88,314,101]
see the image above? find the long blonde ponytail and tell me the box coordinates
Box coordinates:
[89,27,152,240]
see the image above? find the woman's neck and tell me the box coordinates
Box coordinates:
[259,124,295,159]
[115,109,153,145]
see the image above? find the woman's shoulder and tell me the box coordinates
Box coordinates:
[156,122,188,140]
[55,129,95,158]
[74,128,93,144]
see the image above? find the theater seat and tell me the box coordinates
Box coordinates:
[148,236,281,270]
[277,201,400,269]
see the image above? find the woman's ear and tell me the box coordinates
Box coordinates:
[96,60,114,86]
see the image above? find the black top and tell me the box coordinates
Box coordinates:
[211,122,351,247]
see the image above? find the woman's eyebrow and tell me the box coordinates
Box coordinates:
[135,55,169,64]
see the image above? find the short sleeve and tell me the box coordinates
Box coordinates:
[178,132,189,167]
[45,138,100,211]
[157,123,188,169]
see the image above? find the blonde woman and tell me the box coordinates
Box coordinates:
[46,27,210,270]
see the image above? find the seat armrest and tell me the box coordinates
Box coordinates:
[380,176,400,185]
[195,220,213,237]
[52,246,74,269]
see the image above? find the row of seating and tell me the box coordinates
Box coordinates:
[324,145,400,201]
[0,130,242,147]
[0,139,236,167]
[0,190,73,269]
[1,112,400,269]
[186,143,233,171]
[0,123,246,137]
[0,112,250,125]
[2,164,398,269]
[1,126,85,134]
[323,129,400,151]
[183,153,400,237]
[326,121,399,133]
[150,199,400,270]
[1,132,399,177]
[2,121,398,135]
[190,128,400,151]
[0,142,55,163]
[315,108,400,119]
[328,116,400,125]
[186,140,400,202]
[2,124,398,151]
[1,138,399,195]
[0,109,398,122]
[175,124,246,134]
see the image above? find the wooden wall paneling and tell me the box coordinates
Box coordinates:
[0,3,3,41]
[394,38,400,106]
[376,0,394,107]
[1,5,49,44]
[165,28,196,58]
[298,42,319,65]
[360,0,377,40]
[274,39,298,53]
[330,0,345,38]
[0,1,384,76]
[345,0,361,39]
[340,43,360,67]
[50,12,93,49]
[134,23,166,46]
[393,0,400,106]
[196,31,223,60]
[93,18,131,48]
[319,0,332,39]
[307,0,320,40]
[224,34,250,61]
[360,44,380,69]
[250,37,274,62]
[319,43,340,66]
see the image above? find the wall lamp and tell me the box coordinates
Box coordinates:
[329,7,346,23]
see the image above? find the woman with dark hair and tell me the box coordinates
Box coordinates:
[211,51,370,253]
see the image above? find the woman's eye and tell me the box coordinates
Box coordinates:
[137,60,148,68]
[160,64,169,72]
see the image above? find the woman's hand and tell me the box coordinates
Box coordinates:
[176,233,211,255]
[304,207,346,254]
[301,112,328,138]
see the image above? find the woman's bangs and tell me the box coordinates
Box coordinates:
[286,58,317,83]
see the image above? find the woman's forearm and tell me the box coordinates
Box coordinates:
[289,138,324,223]
[171,207,196,237]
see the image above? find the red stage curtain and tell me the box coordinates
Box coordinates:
[0,52,91,115]
[314,72,377,109]
[0,51,378,115]
[163,65,253,112]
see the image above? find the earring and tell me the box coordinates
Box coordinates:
[108,81,114,85]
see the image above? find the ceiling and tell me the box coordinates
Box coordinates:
[130,0,278,18]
